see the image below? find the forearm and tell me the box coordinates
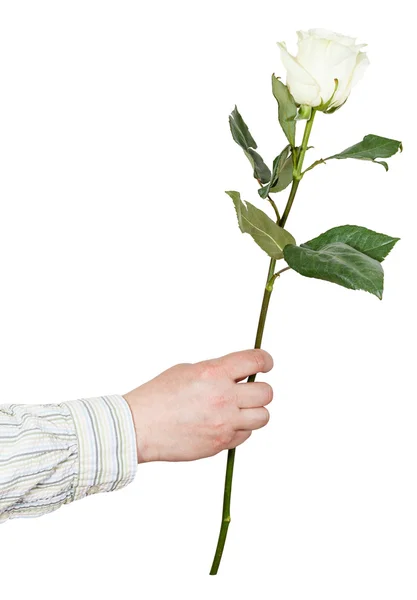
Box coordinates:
[0,349,273,523]
[0,395,137,524]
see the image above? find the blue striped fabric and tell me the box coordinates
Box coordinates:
[0,395,137,523]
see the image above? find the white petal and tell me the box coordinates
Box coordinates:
[350,51,370,88]
[305,28,357,47]
[296,30,311,42]
[297,38,357,104]
[331,51,370,107]
[277,41,321,107]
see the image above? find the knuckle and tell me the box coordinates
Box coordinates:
[212,423,233,451]
[174,362,192,372]
[212,434,226,452]
[170,362,192,376]
[211,395,228,411]
[211,412,226,431]
[197,361,222,380]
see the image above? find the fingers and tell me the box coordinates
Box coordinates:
[235,407,270,431]
[218,349,274,382]
[226,430,252,449]
[236,382,273,408]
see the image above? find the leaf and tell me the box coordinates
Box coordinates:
[229,106,271,184]
[258,145,293,199]
[284,242,384,299]
[228,105,257,148]
[227,191,295,259]
[269,154,293,193]
[244,148,272,185]
[327,134,403,171]
[271,75,297,147]
[284,224,400,299]
[302,225,400,262]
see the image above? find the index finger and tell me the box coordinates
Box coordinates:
[218,349,274,382]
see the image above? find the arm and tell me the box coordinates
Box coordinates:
[0,349,273,523]
[0,395,137,523]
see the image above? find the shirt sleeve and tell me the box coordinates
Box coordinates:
[0,394,138,524]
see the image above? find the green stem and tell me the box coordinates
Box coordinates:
[208,445,235,574]
[209,257,275,576]
[266,266,291,291]
[257,178,281,221]
[295,109,317,179]
[301,157,326,176]
[280,179,300,228]
[279,110,316,227]
[209,108,317,576]
[267,196,281,222]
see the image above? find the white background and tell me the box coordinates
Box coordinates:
[0,1,415,598]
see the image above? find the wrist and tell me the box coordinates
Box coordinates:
[122,392,157,464]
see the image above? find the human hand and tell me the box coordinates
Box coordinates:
[122,349,274,463]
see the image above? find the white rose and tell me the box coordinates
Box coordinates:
[277,28,370,111]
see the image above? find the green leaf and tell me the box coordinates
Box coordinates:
[269,154,293,193]
[284,224,400,299]
[284,242,384,299]
[228,105,256,148]
[302,225,400,262]
[244,148,272,184]
[227,191,295,259]
[271,75,297,147]
[327,134,403,171]
[229,106,271,184]
[258,145,293,199]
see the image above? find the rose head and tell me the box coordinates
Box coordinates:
[277,28,370,112]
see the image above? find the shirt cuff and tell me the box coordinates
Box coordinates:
[62,394,138,502]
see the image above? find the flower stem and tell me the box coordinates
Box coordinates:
[257,178,281,221]
[301,158,326,176]
[266,266,291,291]
[209,108,317,576]
[268,196,281,222]
[280,179,300,228]
[209,257,275,576]
[295,109,317,179]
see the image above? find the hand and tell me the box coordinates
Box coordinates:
[122,349,274,463]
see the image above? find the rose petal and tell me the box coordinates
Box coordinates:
[277,41,321,107]
[302,28,357,47]
[296,37,357,104]
[333,51,370,107]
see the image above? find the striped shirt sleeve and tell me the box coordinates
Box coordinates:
[0,394,137,524]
